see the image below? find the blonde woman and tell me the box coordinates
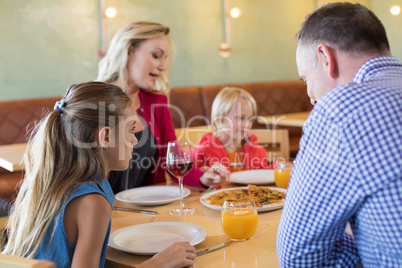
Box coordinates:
[192,87,274,172]
[97,21,229,192]
[1,82,196,268]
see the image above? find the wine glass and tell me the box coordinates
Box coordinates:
[221,197,258,241]
[166,140,194,215]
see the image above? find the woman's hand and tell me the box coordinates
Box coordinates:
[200,164,230,187]
[138,242,196,268]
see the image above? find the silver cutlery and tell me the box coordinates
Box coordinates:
[195,240,235,257]
[148,216,158,223]
[114,207,157,215]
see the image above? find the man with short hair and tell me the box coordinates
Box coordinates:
[277,3,402,267]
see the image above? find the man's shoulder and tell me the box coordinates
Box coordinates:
[317,77,402,123]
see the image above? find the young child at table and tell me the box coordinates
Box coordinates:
[1,82,195,268]
[192,87,274,175]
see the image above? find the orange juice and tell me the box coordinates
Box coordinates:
[221,208,258,240]
[274,168,292,188]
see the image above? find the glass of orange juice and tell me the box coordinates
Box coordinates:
[221,197,258,241]
[274,161,294,189]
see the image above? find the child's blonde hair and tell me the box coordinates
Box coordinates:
[2,82,131,258]
[211,87,257,132]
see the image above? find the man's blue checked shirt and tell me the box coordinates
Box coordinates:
[277,56,402,268]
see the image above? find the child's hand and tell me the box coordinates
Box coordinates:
[200,164,230,186]
[199,166,210,172]
[138,242,195,268]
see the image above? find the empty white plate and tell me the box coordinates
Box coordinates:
[230,169,275,185]
[115,186,191,206]
[109,222,207,255]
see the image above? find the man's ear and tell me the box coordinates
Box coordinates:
[98,126,110,148]
[317,44,338,79]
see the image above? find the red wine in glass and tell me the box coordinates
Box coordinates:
[167,160,193,177]
[166,141,195,215]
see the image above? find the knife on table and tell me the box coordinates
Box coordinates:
[114,207,157,215]
[195,240,235,257]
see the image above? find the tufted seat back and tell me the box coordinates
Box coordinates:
[169,80,312,158]
[0,97,61,145]
[239,81,311,116]
[0,96,61,201]
[1,81,311,201]
[169,86,207,128]
[197,80,311,123]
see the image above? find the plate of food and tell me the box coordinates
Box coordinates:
[230,169,275,185]
[109,222,207,255]
[115,186,191,206]
[200,185,286,212]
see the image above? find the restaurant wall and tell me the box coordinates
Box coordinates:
[372,0,402,61]
[0,0,400,101]
[0,0,99,100]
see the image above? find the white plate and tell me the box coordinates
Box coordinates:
[200,186,286,212]
[109,222,207,255]
[115,186,191,206]
[230,170,275,185]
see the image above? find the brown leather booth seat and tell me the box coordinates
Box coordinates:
[169,80,312,156]
[0,80,311,201]
[0,96,61,201]
[169,86,208,127]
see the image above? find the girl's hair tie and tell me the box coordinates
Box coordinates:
[54,99,66,115]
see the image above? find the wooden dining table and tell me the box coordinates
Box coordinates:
[0,215,8,247]
[0,184,283,267]
[0,143,27,172]
[257,111,310,128]
[0,216,7,231]
[106,184,282,268]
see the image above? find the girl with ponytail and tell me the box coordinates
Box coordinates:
[2,82,196,267]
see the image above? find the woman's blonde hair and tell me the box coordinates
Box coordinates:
[97,21,172,95]
[211,87,257,132]
[2,82,131,258]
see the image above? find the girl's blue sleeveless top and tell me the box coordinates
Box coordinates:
[34,178,114,268]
